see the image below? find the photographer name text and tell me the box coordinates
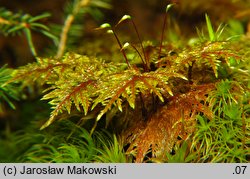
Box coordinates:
[5,165,117,176]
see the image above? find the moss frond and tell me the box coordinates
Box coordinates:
[124,83,215,162]
[93,67,187,121]
[0,65,19,110]
[176,41,240,78]
[4,2,250,163]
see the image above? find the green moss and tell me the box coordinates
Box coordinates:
[0,0,249,163]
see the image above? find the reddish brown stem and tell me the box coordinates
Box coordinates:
[130,44,147,71]
[112,29,131,68]
[130,19,149,71]
[157,12,168,67]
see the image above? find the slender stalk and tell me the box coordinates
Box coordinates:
[157,4,174,66]
[130,19,149,71]
[56,0,91,59]
[157,12,167,65]
[112,29,131,68]
[56,14,74,59]
[130,44,147,71]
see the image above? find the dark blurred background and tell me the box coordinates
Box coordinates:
[1,0,249,67]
